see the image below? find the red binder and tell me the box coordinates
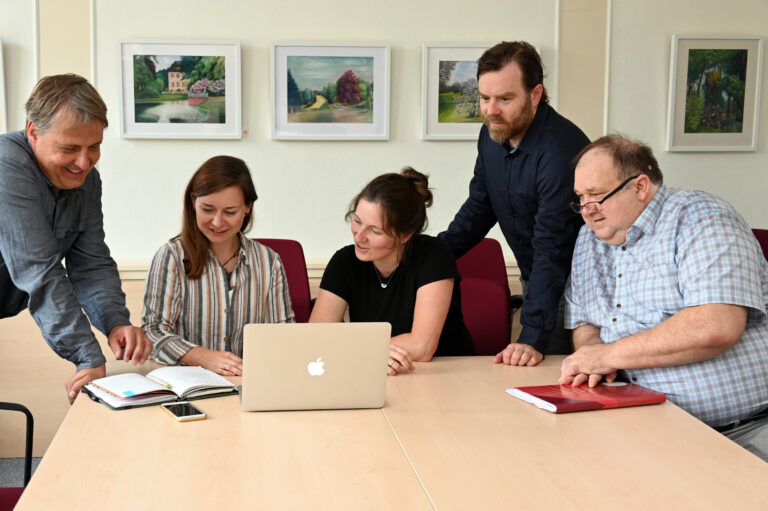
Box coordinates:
[506,382,666,413]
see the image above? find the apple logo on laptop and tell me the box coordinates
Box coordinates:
[307,357,325,376]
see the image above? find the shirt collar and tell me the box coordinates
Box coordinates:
[626,184,669,241]
[207,232,249,266]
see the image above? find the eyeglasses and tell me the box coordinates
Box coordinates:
[570,175,640,213]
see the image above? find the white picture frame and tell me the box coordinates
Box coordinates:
[421,43,491,140]
[119,39,241,139]
[666,35,763,151]
[271,43,390,140]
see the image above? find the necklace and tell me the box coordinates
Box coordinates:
[373,264,399,289]
[220,247,239,267]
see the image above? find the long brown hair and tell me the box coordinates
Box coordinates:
[180,156,258,279]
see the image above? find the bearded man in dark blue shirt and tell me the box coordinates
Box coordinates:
[0,74,152,402]
[439,41,590,366]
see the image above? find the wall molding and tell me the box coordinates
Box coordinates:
[117,258,521,283]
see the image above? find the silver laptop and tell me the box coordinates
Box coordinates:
[241,322,391,411]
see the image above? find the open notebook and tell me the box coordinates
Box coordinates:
[84,366,238,409]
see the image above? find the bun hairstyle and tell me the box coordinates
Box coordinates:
[346,166,433,255]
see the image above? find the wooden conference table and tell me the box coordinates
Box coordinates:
[16,357,768,510]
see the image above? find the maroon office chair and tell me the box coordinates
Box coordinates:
[0,403,33,511]
[456,238,512,355]
[752,228,768,260]
[254,238,312,323]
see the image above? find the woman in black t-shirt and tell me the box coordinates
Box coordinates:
[310,167,474,375]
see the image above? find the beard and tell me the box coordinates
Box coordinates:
[483,95,535,145]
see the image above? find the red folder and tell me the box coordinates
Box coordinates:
[506,382,666,413]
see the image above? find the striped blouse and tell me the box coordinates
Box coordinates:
[142,233,295,363]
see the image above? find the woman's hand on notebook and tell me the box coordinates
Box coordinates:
[180,347,244,376]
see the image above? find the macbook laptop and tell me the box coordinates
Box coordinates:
[240,322,391,411]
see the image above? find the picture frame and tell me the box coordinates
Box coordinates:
[0,38,7,134]
[422,43,491,140]
[119,39,241,139]
[271,43,389,140]
[666,35,763,151]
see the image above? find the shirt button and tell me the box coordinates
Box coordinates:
[616,304,622,308]
[612,318,617,322]
[621,246,627,251]
[224,308,230,313]
[224,336,229,341]
[618,273,623,278]
[632,377,638,382]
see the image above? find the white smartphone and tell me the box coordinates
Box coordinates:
[160,401,207,422]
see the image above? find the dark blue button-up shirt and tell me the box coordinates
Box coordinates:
[439,104,589,352]
[0,131,129,369]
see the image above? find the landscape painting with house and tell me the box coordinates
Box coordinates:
[438,60,481,123]
[684,48,747,134]
[133,55,226,124]
[286,56,373,123]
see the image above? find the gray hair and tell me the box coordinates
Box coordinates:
[24,74,108,135]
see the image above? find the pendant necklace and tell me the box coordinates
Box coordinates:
[373,264,399,289]
[220,247,240,267]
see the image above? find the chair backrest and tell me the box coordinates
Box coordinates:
[0,402,33,511]
[459,278,511,355]
[456,238,510,292]
[456,239,512,355]
[254,238,312,323]
[752,228,768,260]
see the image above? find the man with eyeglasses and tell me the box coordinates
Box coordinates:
[561,134,768,461]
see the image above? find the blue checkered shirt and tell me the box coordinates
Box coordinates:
[565,185,768,427]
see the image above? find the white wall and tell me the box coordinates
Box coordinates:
[93,0,560,261]
[0,0,37,132]
[607,0,768,227]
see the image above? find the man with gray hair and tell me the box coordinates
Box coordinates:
[561,134,768,461]
[0,74,151,402]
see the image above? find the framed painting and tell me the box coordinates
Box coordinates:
[0,38,6,134]
[119,39,241,139]
[666,35,763,151]
[421,43,491,140]
[271,43,389,140]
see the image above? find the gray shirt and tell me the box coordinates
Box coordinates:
[0,131,129,369]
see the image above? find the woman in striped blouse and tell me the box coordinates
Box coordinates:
[142,156,294,376]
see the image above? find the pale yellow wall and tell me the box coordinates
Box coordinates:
[607,0,768,227]
[93,0,564,263]
[0,0,37,132]
[28,0,610,265]
[38,0,91,79]
[559,0,608,140]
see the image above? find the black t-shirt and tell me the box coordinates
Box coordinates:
[320,234,474,356]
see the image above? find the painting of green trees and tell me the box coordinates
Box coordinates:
[132,54,226,124]
[286,56,373,123]
[438,60,481,123]
[684,49,747,133]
